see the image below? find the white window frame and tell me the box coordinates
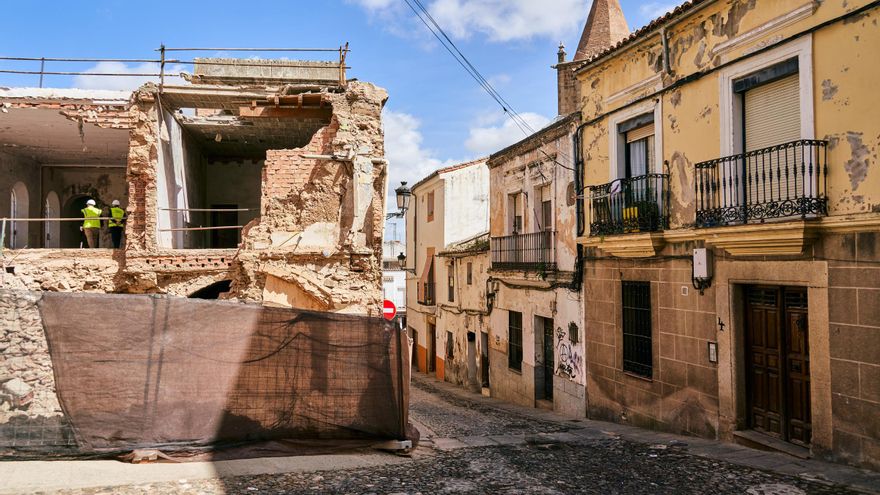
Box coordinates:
[607,99,664,181]
[719,35,814,157]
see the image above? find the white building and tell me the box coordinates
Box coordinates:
[382,239,407,329]
[405,158,489,380]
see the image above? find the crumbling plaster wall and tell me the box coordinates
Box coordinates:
[488,120,578,269]
[436,250,489,391]
[236,81,389,314]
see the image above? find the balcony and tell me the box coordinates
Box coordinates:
[418,281,436,306]
[695,140,827,228]
[491,231,556,271]
[587,174,669,236]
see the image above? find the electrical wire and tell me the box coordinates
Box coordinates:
[400,0,578,172]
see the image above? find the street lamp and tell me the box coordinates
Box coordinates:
[387,182,412,219]
[397,252,416,273]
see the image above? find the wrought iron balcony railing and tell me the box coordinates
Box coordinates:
[587,174,669,236]
[695,140,828,228]
[491,231,556,271]
[418,281,435,306]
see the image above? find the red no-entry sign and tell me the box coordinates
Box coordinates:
[382,300,397,321]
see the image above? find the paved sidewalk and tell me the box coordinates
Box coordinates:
[413,373,880,494]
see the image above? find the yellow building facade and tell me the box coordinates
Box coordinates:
[572,0,879,469]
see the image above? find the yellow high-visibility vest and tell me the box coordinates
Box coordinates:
[81,206,102,229]
[109,207,125,228]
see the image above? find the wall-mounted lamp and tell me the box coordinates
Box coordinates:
[396,252,416,274]
[692,248,714,295]
[386,182,412,219]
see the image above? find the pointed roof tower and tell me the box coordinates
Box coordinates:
[574,0,631,61]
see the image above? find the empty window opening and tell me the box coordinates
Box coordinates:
[156,94,331,249]
[189,280,233,299]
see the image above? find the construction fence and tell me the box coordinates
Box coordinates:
[0,291,413,459]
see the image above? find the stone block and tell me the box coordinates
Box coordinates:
[832,428,863,465]
[686,364,718,398]
[857,288,880,327]
[1,378,33,408]
[860,363,880,403]
[829,288,859,325]
[857,232,880,262]
[830,324,880,363]
[830,358,859,397]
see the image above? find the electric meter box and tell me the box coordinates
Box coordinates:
[693,248,713,279]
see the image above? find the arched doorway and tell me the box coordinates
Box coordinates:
[9,182,29,249]
[189,280,232,299]
[62,195,91,248]
[44,191,61,248]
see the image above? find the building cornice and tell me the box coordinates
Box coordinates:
[577,214,880,257]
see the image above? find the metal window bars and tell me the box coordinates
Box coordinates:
[587,174,669,237]
[695,139,828,228]
[490,231,556,271]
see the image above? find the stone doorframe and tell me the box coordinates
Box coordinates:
[714,260,831,456]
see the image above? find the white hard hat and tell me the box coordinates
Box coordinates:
[86,199,96,206]
[111,200,120,206]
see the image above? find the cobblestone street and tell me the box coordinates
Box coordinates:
[34,375,877,495]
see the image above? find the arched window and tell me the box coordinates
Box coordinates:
[9,182,29,249]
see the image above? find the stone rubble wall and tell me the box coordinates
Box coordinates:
[0,290,62,423]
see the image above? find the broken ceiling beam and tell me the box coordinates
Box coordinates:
[238,106,332,119]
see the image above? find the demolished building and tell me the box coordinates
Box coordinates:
[0,54,417,457]
[0,56,389,315]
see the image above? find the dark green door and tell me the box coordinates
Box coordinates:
[543,318,554,400]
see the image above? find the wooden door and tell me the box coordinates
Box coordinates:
[745,286,811,446]
[784,288,811,446]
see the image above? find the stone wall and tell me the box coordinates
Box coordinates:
[0,290,69,453]
[822,231,880,470]
[583,247,720,438]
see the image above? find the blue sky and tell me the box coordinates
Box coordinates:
[0,0,681,240]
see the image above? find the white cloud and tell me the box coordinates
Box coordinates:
[464,111,551,156]
[72,61,185,91]
[383,109,448,189]
[352,0,589,42]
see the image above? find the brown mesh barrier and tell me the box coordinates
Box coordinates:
[36,293,411,455]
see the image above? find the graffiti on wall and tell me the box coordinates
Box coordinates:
[555,324,583,379]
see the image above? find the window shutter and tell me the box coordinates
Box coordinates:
[744,73,800,152]
[626,124,654,143]
[744,73,801,204]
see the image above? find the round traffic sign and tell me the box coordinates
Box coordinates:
[382,300,397,321]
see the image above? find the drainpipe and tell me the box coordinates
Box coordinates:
[570,121,587,292]
[661,27,671,75]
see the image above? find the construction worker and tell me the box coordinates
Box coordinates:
[80,199,102,249]
[108,200,126,249]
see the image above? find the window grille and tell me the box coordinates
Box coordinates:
[622,281,652,378]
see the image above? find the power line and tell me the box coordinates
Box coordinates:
[400,0,577,172]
